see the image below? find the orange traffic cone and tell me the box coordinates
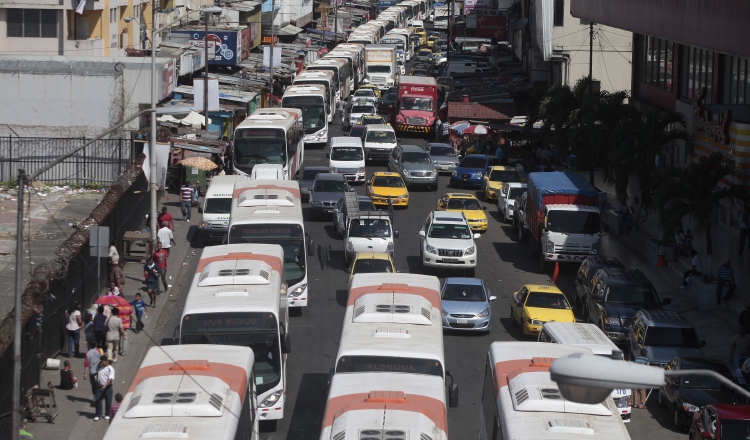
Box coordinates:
[551,262,560,283]
[657,254,667,267]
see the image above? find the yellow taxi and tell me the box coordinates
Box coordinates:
[426,35,440,49]
[358,84,381,99]
[357,114,389,126]
[482,166,521,200]
[348,251,396,288]
[510,284,575,336]
[436,193,488,232]
[366,172,409,207]
[410,27,427,46]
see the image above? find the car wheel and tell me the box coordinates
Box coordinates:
[512,216,518,232]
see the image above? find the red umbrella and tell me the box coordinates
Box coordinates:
[463,124,491,135]
[95,295,133,329]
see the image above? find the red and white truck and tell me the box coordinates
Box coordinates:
[393,75,438,136]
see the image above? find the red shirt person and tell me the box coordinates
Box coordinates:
[157,207,174,230]
[152,242,169,292]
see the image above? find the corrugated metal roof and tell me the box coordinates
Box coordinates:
[226,0,262,11]
[278,24,304,35]
[447,101,516,121]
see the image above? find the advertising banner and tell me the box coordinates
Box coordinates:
[475,15,508,40]
[464,0,492,14]
[173,30,240,65]
[160,59,175,100]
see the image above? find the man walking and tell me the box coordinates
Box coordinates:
[157,222,175,255]
[112,262,126,296]
[153,242,169,292]
[180,183,194,222]
[93,356,115,421]
[108,240,119,284]
[157,206,174,230]
[105,307,126,363]
[129,293,149,334]
[144,257,161,307]
[83,341,102,399]
[716,259,737,303]
[682,249,703,288]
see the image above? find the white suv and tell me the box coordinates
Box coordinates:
[328,137,366,183]
[419,211,480,276]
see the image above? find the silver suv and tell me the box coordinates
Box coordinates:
[419,211,480,276]
[388,144,437,190]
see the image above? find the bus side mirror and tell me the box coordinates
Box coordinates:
[282,333,291,354]
[446,371,459,408]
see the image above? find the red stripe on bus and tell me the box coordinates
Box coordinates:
[322,392,447,432]
[493,358,555,397]
[196,252,283,274]
[347,284,441,308]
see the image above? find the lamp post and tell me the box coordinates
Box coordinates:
[549,353,750,404]
[11,104,190,440]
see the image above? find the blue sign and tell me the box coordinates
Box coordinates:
[171,30,240,66]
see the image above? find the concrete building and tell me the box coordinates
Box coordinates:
[516,0,632,92]
[0,55,176,138]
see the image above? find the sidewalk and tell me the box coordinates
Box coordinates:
[25,198,195,440]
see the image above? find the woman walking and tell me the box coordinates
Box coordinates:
[65,301,83,358]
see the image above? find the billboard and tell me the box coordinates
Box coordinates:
[160,59,175,100]
[172,30,241,66]
[464,0,492,14]
[240,24,259,61]
[475,15,508,40]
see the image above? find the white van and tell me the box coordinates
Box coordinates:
[328,137,366,183]
[250,163,285,180]
[199,175,248,242]
[538,322,633,422]
[363,124,397,161]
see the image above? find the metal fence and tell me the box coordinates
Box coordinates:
[0,137,133,184]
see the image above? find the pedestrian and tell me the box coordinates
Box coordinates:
[630,196,647,230]
[740,304,750,331]
[540,145,554,165]
[682,249,703,288]
[716,259,737,303]
[59,360,77,390]
[740,206,750,255]
[731,326,750,369]
[129,293,149,334]
[19,420,33,439]
[112,262,125,297]
[93,305,107,349]
[157,206,174,230]
[108,240,119,284]
[632,389,647,409]
[434,118,442,142]
[144,257,160,307]
[494,144,505,161]
[106,281,120,296]
[65,301,83,358]
[674,228,686,259]
[616,198,631,235]
[441,118,450,142]
[93,356,115,421]
[105,307,126,363]
[109,393,123,424]
[157,221,175,255]
[83,312,95,349]
[192,181,201,207]
[180,183,194,222]
[153,242,169,292]
[83,341,103,399]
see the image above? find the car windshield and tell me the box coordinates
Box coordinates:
[361,117,385,125]
[350,127,366,138]
[349,218,391,238]
[352,105,375,113]
[459,157,487,168]
[355,90,375,97]
[373,176,405,187]
[644,327,702,348]
[429,223,471,239]
[525,292,570,309]
[401,97,433,111]
[314,180,348,192]
[490,170,518,182]
[413,69,429,76]
[366,130,397,143]
[720,420,750,438]
[430,146,456,157]
[353,258,393,275]
[402,152,432,164]
[204,198,232,214]
[546,210,601,235]
[381,93,397,102]
[604,285,660,304]
[302,169,327,180]
[447,198,481,210]
[419,50,432,56]
[368,65,392,74]
[508,187,526,199]
[331,147,364,161]
[442,284,486,301]
[681,373,723,389]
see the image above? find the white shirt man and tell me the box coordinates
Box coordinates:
[157,223,175,254]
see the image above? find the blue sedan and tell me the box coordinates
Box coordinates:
[449,155,499,188]
[440,278,496,333]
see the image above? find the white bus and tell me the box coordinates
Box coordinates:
[307,59,351,103]
[180,244,291,426]
[323,51,356,94]
[388,28,415,60]
[293,70,335,123]
[382,31,412,61]
[347,29,379,46]
[332,43,366,86]
[104,345,259,440]
[228,180,313,308]
[232,108,303,180]
[281,84,329,148]
[479,342,631,440]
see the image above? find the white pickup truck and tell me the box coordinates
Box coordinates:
[341,192,398,263]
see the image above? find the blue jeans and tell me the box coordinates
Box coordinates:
[181,201,192,220]
[67,329,80,357]
[94,385,112,418]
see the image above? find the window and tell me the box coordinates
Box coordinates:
[679,45,715,103]
[640,35,675,92]
[722,55,750,105]
[553,0,564,27]
[133,4,140,19]
[109,7,118,23]
[7,9,57,38]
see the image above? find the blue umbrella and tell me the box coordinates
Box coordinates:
[451,122,470,133]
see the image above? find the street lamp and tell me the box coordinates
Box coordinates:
[549,353,750,404]
[11,104,189,440]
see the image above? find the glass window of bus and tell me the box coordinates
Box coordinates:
[228,224,306,285]
[233,128,286,175]
[282,96,326,134]
[310,66,339,90]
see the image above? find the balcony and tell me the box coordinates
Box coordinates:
[63,37,105,55]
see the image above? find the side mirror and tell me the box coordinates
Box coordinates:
[489,295,497,301]
[394,231,399,238]
[222,233,228,245]
[282,333,291,354]
[307,187,313,192]
[473,233,481,239]
[482,206,487,210]
[662,298,672,306]
[419,230,426,237]
[394,159,399,164]
[349,188,356,192]
[446,371,459,408]
[327,367,334,389]
[701,339,707,348]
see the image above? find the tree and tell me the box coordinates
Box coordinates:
[655,152,749,272]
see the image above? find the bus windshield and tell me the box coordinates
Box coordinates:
[282,96,326,134]
[233,128,286,175]
[336,355,443,378]
[180,312,281,394]
[228,224,306,285]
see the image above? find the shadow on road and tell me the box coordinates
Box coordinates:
[335,289,348,308]
[285,373,329,440]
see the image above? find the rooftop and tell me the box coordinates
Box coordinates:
[447,101,516,121]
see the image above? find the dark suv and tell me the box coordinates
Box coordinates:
[628,309,706,366]
[585,267,671,343]
[573,257,625,308]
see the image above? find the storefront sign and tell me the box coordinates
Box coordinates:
[693,87,732,145]
[262,35,278,44]
[474,15,507,40]
[241,24,260,61]
[464,0,492,14]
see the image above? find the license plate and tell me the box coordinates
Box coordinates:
[442,258,458,262]
[457,318,467,324]
[441,166,448,170]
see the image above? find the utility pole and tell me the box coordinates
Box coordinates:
[269,0,276,107]
[204,11,210,127]
[334,3,338,44]
[12,169,25,440]
[447,0,453,61]
[588,22,593,87]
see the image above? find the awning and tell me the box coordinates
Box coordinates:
[278,24,304,35]
[226,0,262,11]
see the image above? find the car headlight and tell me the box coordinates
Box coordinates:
[682,402,699,412]
[396,194,408,199]
[200,222,211,229]
[545,239,554,253]
[259,390,283,408]
[615,396,631,408]
[477,307,490,318]
[386,242,394,253]
[591,241,600,255]
[319,129,327,137]
[529,319,544,326]
[329,167,336,173]
[432,159,438,164]
[441,308,448,316]
[357,167,365,174]
[402,169,410,176]
[464,246,475,256]
[311,200,322,205]
[451,170,457,176]
[476,172,483,178]
[425,244,437,254]
[287,283,307,298]
[604,317,621,326]
[346,241,354,252]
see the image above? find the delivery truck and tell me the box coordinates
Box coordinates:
[393,75,438,135]
[364,44,398,91]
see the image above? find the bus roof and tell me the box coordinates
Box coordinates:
[204,175,249,198]
[295,70,334,80]
[310,59,346,68]
[229,180,303,225]
[103,345,254,440]
[182,244,284,317]
[488,342,630,439]
[283,84,326,96]
[322,372,448,440]
[237,107,301,131]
